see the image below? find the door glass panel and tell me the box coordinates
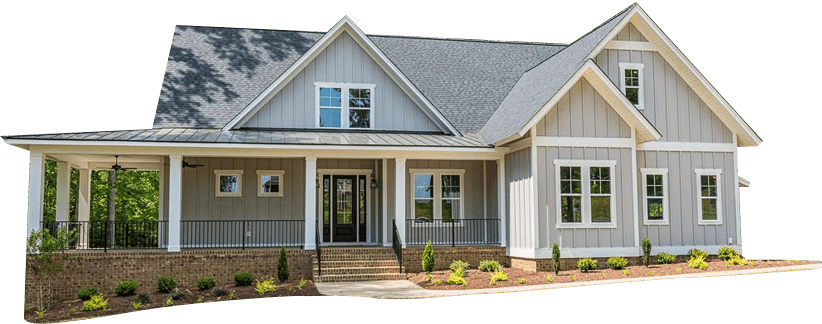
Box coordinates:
[336,178,353,225]
[359,176,366,225]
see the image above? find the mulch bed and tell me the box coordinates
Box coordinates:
[409,259,816,290]
[24,278,322,322]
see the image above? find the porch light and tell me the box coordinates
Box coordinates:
[371,178,378,188]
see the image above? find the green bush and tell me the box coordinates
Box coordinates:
[449,260,469,272]
[76,287,98,301]
[552,243,561,275]
[447,267,467,287]
[82,294,107,312]
[478,260,501,272]
[656,252,677,264]
[725,254,748,267]
[234,272,254,286]
[641,238,652,267]
[134,294,150,305]
[169,289,185,300]
[688,249,708,260]
[576,258,598,272]
[688,254,708,270]
[256,276,278,295]
[421,240,434,273]
[114,280,139,297]
[157,276,178,293]
[717,247,737,261]
[606,256,628,270]
[196,277,216,290]
[277,246,290,282]
[490,270,508,285]
[211,289,229,297]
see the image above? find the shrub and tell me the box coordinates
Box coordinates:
[114,280,139,297]
[169,288,185,300]
[478,260,501,272]
[552,243,561,275]
[725,254,748,267]
[421,240,434,273]
[297,278,307,290]
[648,270,655,276]
[157,276,178,293]
[749,260,756,266]
[229,291,235,300]
[449,260,469,272]
[196,296,203,303]
[491,270,508,282]
[570,275,576,281]
[234,272,254,286]
[211,289,229,297]
[256,276,278,295]
[688,254,708,270]
[134,294,150,305]
[432,279,442,285]
[606,256,628,270]
[447,268,467,287]
[576,258,598,272]
[622,269,630,276]
[165,297,173,307]
[688,249,708,260]
[675,268,682,274]
[656,252,677,264]
[717,247,738,261]
[277,246,290,282]
[641,238,652,267]
[545,275,553,282]
[82,294,107,312]
[196,277,216,290]
[518,278,525,284]
[131,301,142,309]
[77,287,98,301]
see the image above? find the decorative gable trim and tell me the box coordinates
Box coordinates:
[222,16,460,136]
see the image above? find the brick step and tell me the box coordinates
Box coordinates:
[318,254,398,261]
[318,247,395,255]
[316,273,408,283]
[313,259,401,268]
[312,265,404,276]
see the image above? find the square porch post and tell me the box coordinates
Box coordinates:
[27,152,46,236]
[167,155,182,252]
[395,158,406,248]
[55,161,71,223]
[497,158,507,247]
[76,168,91,249]
[304,157,317,250]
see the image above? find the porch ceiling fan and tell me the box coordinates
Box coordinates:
[182,160,204,168]
[110,155,136,171]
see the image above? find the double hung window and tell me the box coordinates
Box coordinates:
[641,168,669,225]
[555,160,617,228]
[696,169,722,224]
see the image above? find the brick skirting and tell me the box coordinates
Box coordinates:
[401,246,508,273]
[25,249,314,303]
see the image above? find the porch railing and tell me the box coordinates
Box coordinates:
[179,220,304,249]
[40,221,169,251]
[405,218,500,246]
[392,219,403,273]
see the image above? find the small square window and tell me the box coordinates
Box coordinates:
[215,170,243,197]
[257,170,285,197]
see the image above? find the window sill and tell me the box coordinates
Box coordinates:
[556,223,617,229]
[258,193,284,197]
[643,220,669,226]
[697,221,723,226]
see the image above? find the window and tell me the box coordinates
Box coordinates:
[641,168,669,225]
[619,63,644,109]
[316,83,374,129]
[411,170,464,223]
[555,160,617,228]
[215,170,243,197]
[696,169,722,225]
[257,170,284,197]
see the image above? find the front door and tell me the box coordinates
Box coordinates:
[331,175,357,242]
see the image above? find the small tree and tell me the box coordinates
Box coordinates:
[421,240,434,273]
[552,243,561,275]
[641,238,652,267]
[26,227,78,312]
[277,246,289,282]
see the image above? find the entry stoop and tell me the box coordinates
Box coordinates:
[313,247,406,282]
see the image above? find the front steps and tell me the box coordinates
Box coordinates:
[313,247,406,282]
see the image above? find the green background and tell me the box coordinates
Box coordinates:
[0,0,822,323]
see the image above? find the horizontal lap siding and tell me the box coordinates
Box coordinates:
[505,149,534,250]
[637,151,738,247]
[535,78,631,138]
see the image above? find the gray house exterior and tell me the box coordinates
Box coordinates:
[5,4,760,273]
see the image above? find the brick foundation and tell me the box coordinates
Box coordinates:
[514,255,701,272]
[401,246,508,272]
[25,248,314,303]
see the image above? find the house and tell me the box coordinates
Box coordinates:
[6,3,760,278]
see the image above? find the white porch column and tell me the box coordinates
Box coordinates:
[497,158,507,247]
[55,161,71,223]
[382,158,389,246]
[77,169,91,249]
[304,157,317,250]
[27,152,46,236]
[167,155,182,252]
[395,158,406,248]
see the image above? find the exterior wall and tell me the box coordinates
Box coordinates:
[535,78,631,138]
[594,49,733,143]
[614,22,648,42]
[637,150,738,247]
[242,32,441,132]
[402,246,508,272]
[505,149,534,251]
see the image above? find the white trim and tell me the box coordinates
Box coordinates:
[530,128,540,251]
[408,168,466,175]
[55,161,71,222]
[395,158,406,248]
[167,155,182,252]
[315,82,376,130]
[640,168,669,225]
[732,134,742,246]
[27,152,46,236]
[637,142,735,152]
[738,176,750,188]
[409,169,465,223]
[214,170,243,197]
[630,128,640,247]
[534,136,633,148]
[535,246,640,258]
[603,40,656,51]
[382,159,389,246]
[318,169,372,175]
[695,168,723,225]
[554,159,618,229]
[508,137,531,152]
[256,170,285,197]
[497,158,507,248]
[304,157,318,250]
[618,62,645,110]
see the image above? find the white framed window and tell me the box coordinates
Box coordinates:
[554,160,617,228]
[641,168,669,225]
[257,170,285,197]
[215,170,243,197]
[695,169,722,225]
[410,169,464,223]
[619,62,644,109]
[315,82,375,129]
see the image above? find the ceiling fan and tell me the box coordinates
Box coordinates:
[183,160,204,168]
[110,155,136,171]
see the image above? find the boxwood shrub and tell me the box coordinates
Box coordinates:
[606,256,628,270]
[234,272,254,286]
[576,258,598,272]
[656,252,677,264]
[114,280,139,297]
[77,287,98,301]
[196,277,217,290]
[157,276,178,293]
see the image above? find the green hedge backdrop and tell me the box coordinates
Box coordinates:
[0,0,822,323]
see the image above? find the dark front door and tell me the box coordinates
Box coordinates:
[332,175,358,242]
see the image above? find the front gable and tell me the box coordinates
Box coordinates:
[535,77,632,139]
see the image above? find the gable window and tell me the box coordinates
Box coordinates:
[641,168,669,225]
[555,160,617,228]
[619,63,644,109]
[215,170,243,197]
[696,169,722,225]
[257,170,284,197]
[316,83,375,129]
[411,170,464,223]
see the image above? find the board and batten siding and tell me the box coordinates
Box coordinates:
[242,32,441,132]
[594,49,732,143]
[535,78,632,138]
[637,151,738,247]
[505,149,534,251]
[404,160,487,220]
[614,22,648,42]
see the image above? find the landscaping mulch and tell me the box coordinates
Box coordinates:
[24,278,322,322]
[409,259,816,290]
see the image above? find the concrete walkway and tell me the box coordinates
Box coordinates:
[315,263,822,298]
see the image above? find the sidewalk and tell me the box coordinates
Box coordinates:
[315,263,822,298]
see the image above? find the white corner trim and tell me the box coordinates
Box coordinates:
[534,136,633,148]
[637,142,735,152]
[604,40,656,51]
[630,127,640,247]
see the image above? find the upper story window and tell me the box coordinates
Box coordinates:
[641,168,669,225]
[619,63,644,109]
[696,169,723,225]
[555,160,617,228]
[316,82,375,129]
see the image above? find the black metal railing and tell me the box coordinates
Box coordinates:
[315,219,322,277]
[179,220,304,249]
[406,218,500,246]
[392,220,403,273]
[41,221,169,251]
